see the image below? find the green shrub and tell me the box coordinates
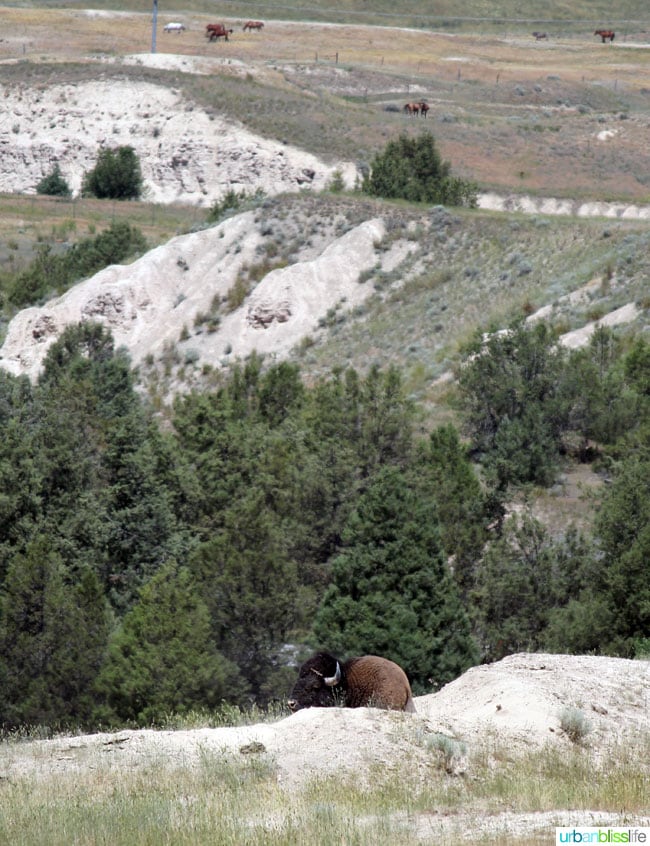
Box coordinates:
[7,221,147,307]
[363,132,477,207]
[35,164,72,198]
[206,190,247,223]
[82,146,143,200]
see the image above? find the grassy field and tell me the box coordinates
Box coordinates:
[29,0,650,31]
[2,7,650,203]
[1,729,648,845]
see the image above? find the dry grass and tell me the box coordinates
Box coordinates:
[27,0,650,29]
[1,729,647,846]
[0,193,201,281]
[2,10,650,200]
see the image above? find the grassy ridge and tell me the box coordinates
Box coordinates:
[38,0,650,30]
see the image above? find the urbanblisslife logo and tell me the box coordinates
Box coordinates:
[556,829,649,844]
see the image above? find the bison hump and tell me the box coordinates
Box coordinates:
[343,655,413,710]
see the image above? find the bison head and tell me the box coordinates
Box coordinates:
[287,652,343,711]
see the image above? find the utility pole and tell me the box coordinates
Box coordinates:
[151,0,158,53]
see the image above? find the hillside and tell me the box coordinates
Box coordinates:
[1,188,647,406]
[1,11,650,396]
[0,53,648,384]
[0,8,649,845]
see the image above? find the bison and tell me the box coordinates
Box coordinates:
[288,652,416,713]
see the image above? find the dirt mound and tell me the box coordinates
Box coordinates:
[2,654,648,791]
[416,652,650,753]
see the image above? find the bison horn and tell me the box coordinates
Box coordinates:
[324,661,341,686]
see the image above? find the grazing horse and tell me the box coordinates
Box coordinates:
[418,101,430,117]
[594,29,615,42]
[532,31,548,40]
[206,23,233,41]
[404,102,420,116]
[243,20,264,31]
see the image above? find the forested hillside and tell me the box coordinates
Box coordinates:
[0,317,647,729]
[0,2,649,736]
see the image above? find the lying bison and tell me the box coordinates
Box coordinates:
[288,652,416,713]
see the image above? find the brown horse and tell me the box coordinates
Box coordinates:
[418,101,430,117]
[243,20,264,31]
[206,23,233,41]
[594,29,615,42]
[532,31,548,40]
[404,102,420,116]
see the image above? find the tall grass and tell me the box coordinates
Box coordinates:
[1,730,647,846]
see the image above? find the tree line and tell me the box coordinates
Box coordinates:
[0,318,647,730]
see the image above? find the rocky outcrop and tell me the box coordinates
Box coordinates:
[0,213,388,382]
[0,79,356,205]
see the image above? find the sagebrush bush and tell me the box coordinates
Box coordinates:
[560,707,593,743]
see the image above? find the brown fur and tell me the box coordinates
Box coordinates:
[344,656,416,711]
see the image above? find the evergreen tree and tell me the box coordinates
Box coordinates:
[96,562,237,724]
[591,453,650,656]
[32,323,190,610]
[82,145,143,200]
[457,320,569,489]
[35,164,71,197]
[364,132,477,206]
[624,336,650,397]
[410,424,490,597]
[258,361,305,427]
[189,493,300,704]
[470,511,564,660]
[312,467,478,692]
[0,537,110,728]
[561,327,640,448]
[0,372,41,585]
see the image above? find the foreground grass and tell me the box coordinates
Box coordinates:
[1,731,647,846]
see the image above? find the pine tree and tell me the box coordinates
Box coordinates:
[35,164,71,197]
[82,145,143,200]
[591,453,650,656]
[190,493,300,704]
[312,466,478,692]
[470,511,560,660]
[96,562,238,724]
[0,537,110,728]
[416,424,488,596]
[364,132,477,206]
[35,323,191,611]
